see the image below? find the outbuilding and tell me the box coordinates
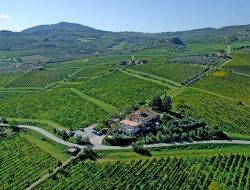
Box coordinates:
[67,148,79,156]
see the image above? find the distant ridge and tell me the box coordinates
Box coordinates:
[22,21,97,33]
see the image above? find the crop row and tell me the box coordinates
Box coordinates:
[0,88,110,129]
[0,134,57,190]
[73,66,113,78]
[173,88,250,135]
[128,62,204,83]
[5,69,76,88]
[193,70,250,105]
[0,72,22,87]
[72,71,170,108]
[0,91,36,102]
[171,55,220,66]
[59,54,131,68]
[36,154,250,190]
[222,51,250,75]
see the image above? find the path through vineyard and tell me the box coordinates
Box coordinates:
[25,150,84,190]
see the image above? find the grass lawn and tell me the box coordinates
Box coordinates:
[96,143,250,162]
[111,41,126,50]
[222,51,250,75]
[20,133,70,161]
[20,54,48,63]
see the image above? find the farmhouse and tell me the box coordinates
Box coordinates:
[119,110,159,135]
[217,52,227,58]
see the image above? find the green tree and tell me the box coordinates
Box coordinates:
[0,126,5,134]
[75,135,83,144]
[9,120,19,132]
[172,133,180,140]
[113,133,121,143]
[61,130,68,140]
[150,95,161,110]
[82,145,97,160]
[56,160,62,167]
[132,140,143,152]
[1,116,7,124]
[82,136,90,144]
[161,95,172,112]
[181,132,188,140]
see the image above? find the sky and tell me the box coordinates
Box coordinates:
[0,0,250,33]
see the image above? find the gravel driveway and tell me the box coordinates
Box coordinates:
[75,124,104,147]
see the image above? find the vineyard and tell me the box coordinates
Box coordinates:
[0,88,110,128]
[73,71,170,108]
[171,55,221,66]
[0,62,18,69]
[0,91,36,102]
[73,66,113,78]
[193,70,250,105]
[4,69,76,88]
[222,51,250,75]
[20,54,48,63]
[0,72,23,87]
[129,62,204,83]
[173,88,250,136]
[0,134,57,190]
[36,154,250,190]
[59,54,131,68]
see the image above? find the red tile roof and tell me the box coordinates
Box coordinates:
[120,120,140,127]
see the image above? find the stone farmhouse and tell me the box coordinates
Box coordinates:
[119,110,159,135]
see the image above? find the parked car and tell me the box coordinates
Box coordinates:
[97,132,102,136]
[79,128,84,131]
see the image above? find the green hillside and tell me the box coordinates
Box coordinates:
[1,22,250,190]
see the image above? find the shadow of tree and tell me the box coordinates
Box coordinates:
[135,149,152,157]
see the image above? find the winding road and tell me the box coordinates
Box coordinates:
[2,124,250,149]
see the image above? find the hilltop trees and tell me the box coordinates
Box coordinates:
[149,95,172,112]
[161,95,172,112]
[1,116,7,124]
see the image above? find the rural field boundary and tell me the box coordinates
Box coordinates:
[2,124,250,150]
[25,150,83,190]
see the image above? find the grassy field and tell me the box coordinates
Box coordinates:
[5,69,76,88]
[97,144,250,159]
[73,71,170,108]
[222,51,250,75]
[0,134,58,190]
[173,88,250,136]
[0,88,110,129]
[77,37,95,42]
[20,54,48,63]
[0,50,35,59]
[36,144,250,190]
[111,41,127,50]
[193,70,250,105]
[129,62,204,83]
